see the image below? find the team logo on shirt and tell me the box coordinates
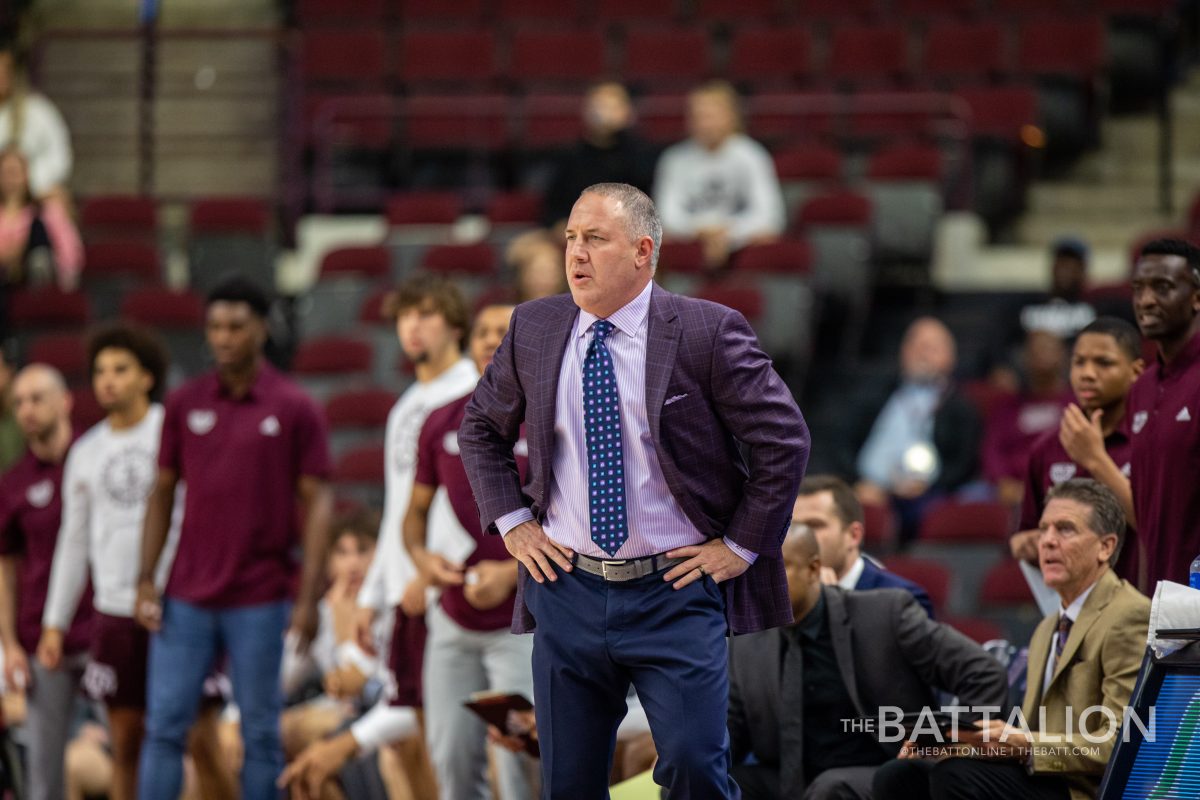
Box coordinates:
[442,431,460,455]
[101,447,156,507]
[259,415,281,437]
[1049,462,1077,484]
[1177,407,1192,423]
[25,479,54,509]
[1121,462,1131,477]
[187,410,217,435]
[82,661,117,701]
[1132,411,1148,434]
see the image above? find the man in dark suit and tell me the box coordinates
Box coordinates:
[460,182,809,799]
[793,475,935,617]
[728,526,1008,800]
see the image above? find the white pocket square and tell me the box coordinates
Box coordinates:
[664,393,689,407]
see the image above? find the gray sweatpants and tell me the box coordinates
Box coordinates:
[423,602,538,800]
[28,655,88,800]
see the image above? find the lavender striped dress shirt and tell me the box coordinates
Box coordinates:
[496,281,756,563]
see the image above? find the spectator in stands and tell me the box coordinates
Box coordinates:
[0,39,72,199]
[793,475,935,618]
[849,317,981,544]
[982,331,1072,507]
[134,276,333,800]
[279,508,392,758]
[0,364,93,800]
[505,230,568,302]
[543,82,656,233]
[0,341,22,472]
[404,303,536,800]
[0,147,81,290]
[875,479,1149,800]
[654,81,785,270]
[37,324,230,800]
[1127,238,1200,588]
[728,525,1008,800]
[1012,318,1142,585]
[1019,238,1097,341]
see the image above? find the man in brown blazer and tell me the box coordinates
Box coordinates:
[873,478,1150,800]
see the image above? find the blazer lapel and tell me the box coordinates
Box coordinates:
[645,285,680,447]
[825,588,866,715]
[1047,570,1117,691]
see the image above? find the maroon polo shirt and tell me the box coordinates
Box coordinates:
[415,394,528,632]
[158,364,331,608]
[1019,418,1139,585]
[1128,331,1200,587]
[0,446,93,654]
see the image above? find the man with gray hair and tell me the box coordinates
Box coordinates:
[0,365,93,800]
[874,478,1150,800]
[461,182,809,797]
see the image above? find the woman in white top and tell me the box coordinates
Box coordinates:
[37,325,233,800]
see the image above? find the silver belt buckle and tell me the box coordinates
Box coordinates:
[601,559,627,581]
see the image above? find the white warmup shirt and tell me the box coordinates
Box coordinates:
[43,405,181,629]
[357,359,478,612]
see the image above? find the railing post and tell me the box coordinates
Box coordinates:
[138,0,158,195]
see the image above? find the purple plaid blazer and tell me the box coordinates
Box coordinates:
[459,284,810,635]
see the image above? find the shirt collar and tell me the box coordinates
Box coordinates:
[838,555,866,590]
[576,280,653,340]
[1059,578,1099,623]
[208,361,275,402]
[1158,329,1200,379]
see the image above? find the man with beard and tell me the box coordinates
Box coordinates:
[1125,239,1200,587]
[0,364,93,800]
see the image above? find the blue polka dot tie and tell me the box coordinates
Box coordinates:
[584,320,628,556]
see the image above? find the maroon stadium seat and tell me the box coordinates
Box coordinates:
[27,333,87,382]
[694,0,780,24]
[190,198,270,235]
[773,145,843,182]
[333,445,386,485]
[120,288,205,330]
[979,559,1036,607]
[919,501,1012,544]
[862,501,898,552]
[622,28,713,88]
[71,387,105,430]
[795,190,873,227]
[319,245,391,281]
[385,192,462,226]
[955,86,1040,142]
[300,29,387,86]
[296,0,385,26]
[294,336,373,375]
[359,288,394,326]
[83,240,160,283]
[694,284,764,325]
[403,94,508,150]
[894,0,976,17]
[509,30,607,87]
[494,0,581,24]
[727,26,812,86]
[731,239,813,275]
[657,240,707,276]
[520,93,587,149]
[9,288,90,329]
[595,0,678,26]
[397,30,498,89]
[921,21,1007,82]
[1017,17,1106,79]
[79,195,157,236]
[487,191,543,226]
[828,25,909,85]
[882,556,950,613]
[795,0,879,21]
[945,616,1006,644]
[635,93,688,143]
[866,143,943,181]
[326,387,395,430]
[419,243,497,276]
[394,0,485,24]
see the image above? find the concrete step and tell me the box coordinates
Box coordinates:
[33,0,279,30]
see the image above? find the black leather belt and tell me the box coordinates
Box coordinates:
[572,552,686,582]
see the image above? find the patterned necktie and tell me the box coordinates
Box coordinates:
[1052,614,1073,671]
[583,320,628,556]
